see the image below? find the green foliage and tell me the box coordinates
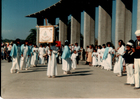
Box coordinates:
[26,29,36,45]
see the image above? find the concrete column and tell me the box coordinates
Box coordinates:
[59,16,68,44]
[84,11,95,49]
[36,17,44,46]
[115,0,125,48]
[71,12,81,45]
[137,0,140,30]
[98,6,111,45]
[115,0,132,48]
[124,8,132,43]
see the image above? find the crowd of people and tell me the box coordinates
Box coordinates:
[1,30,140,89]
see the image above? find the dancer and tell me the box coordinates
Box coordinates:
[71,50,78,70]
[97,45,102,67]
[47,43,58,78]
[100,44,106,69]
[10,39,21,73]
[113,40,125,76]
[103,42,113,71]
[20,40,30,70]
[62,40,72,74]
[31,45,38,67]
[92,49,98,67]
[123,40,135,86]
[38,44,46,65]
[133,30,140,89]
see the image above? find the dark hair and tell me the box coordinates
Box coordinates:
[15,38,20,46]
[118,40,125,46]
[75,43,78,46]
[94,49,97,52]
[87,46,89,48]
[102,44,106,47]
[65,41,69,46]
[98,45,102,49]
[106,42,112,47]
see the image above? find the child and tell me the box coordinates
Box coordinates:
[122,40,135,86]
[10,39,21,73]
[38,44,46,65]
[71,50,78,70]
[92,49,98,67]
[20,40,30,70]
[31,45,38,67]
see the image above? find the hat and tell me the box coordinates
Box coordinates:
[126,42,133,46]
[135,30,140,36]
[65,40,68,42]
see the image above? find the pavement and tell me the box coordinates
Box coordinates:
[1,60,140,99]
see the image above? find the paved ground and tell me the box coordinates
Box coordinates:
[1,60,140,99]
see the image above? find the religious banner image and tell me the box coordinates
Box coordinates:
[39,26,54,43]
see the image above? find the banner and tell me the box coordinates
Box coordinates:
[39,26,54,43]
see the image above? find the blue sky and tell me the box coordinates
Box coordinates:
[2,0,138,45]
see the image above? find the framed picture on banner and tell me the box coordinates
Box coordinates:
[39,25,54,43]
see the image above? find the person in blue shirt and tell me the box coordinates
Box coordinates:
[10,39,21,73]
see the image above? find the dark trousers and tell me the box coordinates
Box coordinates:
[7,51,11,62]
[76,54,80,64]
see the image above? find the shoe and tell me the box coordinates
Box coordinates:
[131,84,135,86]
[134,87,140,89]
[116,74,122,77]
[10,70,13,74]
[17,71,19,74]
[68,71,72,74]
[48,76,51,78]
[52,76,56,78]
[124,83,130,85]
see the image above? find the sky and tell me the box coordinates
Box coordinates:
[2,0,138,45]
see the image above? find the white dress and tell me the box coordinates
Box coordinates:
[20,45,29,69]
[97,49,102,66]
[100,48,106,67]
[71,53,78,69]
[38,47,45,65]
[31,47,38,66]
[113,45,125,74]
[104,47,113,70]
[47,47,58,76]
[92,52,98,66]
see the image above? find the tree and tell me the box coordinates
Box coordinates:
[26,29,36,44]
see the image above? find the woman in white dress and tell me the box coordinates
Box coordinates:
[113,40,125,77]
[97,45,102,67]
[31,45,38,67]
[103,42,113,71]
[100,44,106,69]
[20,40,30,70]
[47,43,58,78]
[38,44,46,65]
[61,40,72,74]
[92,49,98,67]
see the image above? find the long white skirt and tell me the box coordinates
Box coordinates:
[47,54,57,76]
[104,54,112,70]
[39,54,45,65]
[71,59,76,69]
[113,56,124,73]
[92,57,98,66]
[62,58,71,71]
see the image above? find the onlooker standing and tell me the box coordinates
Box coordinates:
[74,43,80,65]
[7,42,12,62]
